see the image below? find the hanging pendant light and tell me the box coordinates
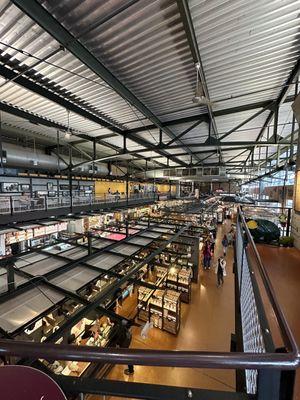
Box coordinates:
[65,109,71,139]
[192,63,212,106]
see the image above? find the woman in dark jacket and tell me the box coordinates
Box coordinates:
[116,320,134,375]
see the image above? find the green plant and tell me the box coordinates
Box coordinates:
[279,236,294,247]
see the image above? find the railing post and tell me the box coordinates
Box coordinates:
[10,196,13,216]
[88,234,92,255]
[286,208,291,236]
[7,261,15,292]
[125,220,129,238]
[257,369,281,400]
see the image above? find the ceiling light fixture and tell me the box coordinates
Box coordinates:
[192,63,212,106]
[65,109,72,139]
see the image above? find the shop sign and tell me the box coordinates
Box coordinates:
[33,226,46,237]
[44,224,58,234]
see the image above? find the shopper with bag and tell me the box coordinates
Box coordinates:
[215,257,227,287]
[116,319,134,375]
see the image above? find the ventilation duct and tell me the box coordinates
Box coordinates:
[1,142,108,175]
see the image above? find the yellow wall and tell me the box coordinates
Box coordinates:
[95,181,177,196]
[95,181,126,196]
[157,184,170,193]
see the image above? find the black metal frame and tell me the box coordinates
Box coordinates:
[0,207,298,399]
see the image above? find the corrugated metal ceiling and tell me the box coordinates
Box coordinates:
[0,0,297,175]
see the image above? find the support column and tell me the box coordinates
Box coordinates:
[7,262,15,292]
[291,92,300,248]
[126,174,129,207]
[69,147,73,212]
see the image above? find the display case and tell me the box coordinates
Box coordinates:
[163,290,181,335]
[138,286,181,335]
[42,315,115,377]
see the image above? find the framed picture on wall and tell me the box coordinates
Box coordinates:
[1,182,19,192]
[20,184,30,191]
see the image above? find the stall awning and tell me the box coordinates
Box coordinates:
[0,285,64,332]
[0,270,28,294]
[128,236,154,246]
[140,231,162,239]
[110,243,141,256]
[16,252,48,266]
[151,227,172,233]
[157,224,176,229]
[20,257,66,276]
[50,265,100,292]
[85,252,124,270]
[83,238,114,250]
[43,243,73,255]
[60,247,88,260]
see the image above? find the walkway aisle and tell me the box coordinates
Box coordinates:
[89,221,236,400]
[257,244,300,400]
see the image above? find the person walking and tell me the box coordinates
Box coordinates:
[116,319,134,375]
[215,256,226,287]
[222,234,228,256]
[210,234,215,253]
[227,231,233,246]
[202,240,212,270]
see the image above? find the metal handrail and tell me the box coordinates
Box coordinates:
[0,208,299,371]
[239,208,299,358]
[0,340,298,369]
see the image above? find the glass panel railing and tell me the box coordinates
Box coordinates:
[0,197,11,214]
[12,197,46,213]
[46,197,71,209]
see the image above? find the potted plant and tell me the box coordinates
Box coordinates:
[279,236,294,247]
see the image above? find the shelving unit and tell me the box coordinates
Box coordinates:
[163,290,181,335]
[137,286,181,335]
[154,262,192,304]
[166,267,192,304]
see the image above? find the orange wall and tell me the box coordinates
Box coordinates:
[95,181,126,196]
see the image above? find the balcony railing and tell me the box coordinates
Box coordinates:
[12,196,46,213]
[0,193,160,217]
[0,207,298,399]
[0,197,11,214]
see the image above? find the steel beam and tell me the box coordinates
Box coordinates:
[0,101,67,131]
[43,224,190,344]
[124,98,293,135]
[219,106,270,141]
[175,0,222,162]
[71,140,295,170]
[166,120,205,146]
[244,57,300,166]
[55,376,253,400]
[0,63,176,168]
[11,0,189,166]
